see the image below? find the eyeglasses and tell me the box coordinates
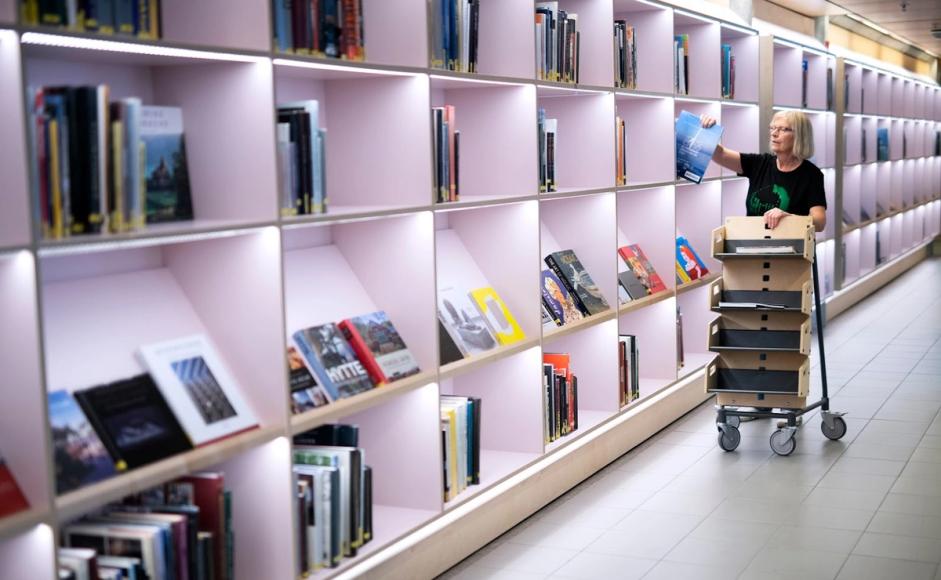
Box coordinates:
[768,126,793,134]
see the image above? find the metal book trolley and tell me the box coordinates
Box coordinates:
[705,216,846,456]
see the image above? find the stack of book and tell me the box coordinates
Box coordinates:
[58,472,233,580]
[538,108,557,193]
[272,0,366,60]
[438,286,526,364]
[675,235,710,284]
[614,20,637,89]
[543,353,577,443]
[535,3,580,84]
[616,115,627,186]
[721,43,735,99]
[674,34,689,95]
[277,100,328,216]
[293,424,372,573]
[440,396,481,502]
[542,249,610,324]
[430,0,480,73]
[432,106,460,203]
[618,334,639,406]
[19,0,162,38]
[30,86,193,239]
[618,244,668,300]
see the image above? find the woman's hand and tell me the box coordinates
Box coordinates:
[763,207,790,229]
[700,114,717,129]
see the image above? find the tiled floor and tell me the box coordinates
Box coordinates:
[441,257,941,580]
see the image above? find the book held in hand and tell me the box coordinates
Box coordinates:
[675,110,723,184]
[338,311,421,385]
[48,389,119,494]
[293,324,375,401]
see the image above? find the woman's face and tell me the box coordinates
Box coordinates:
[769,114,795,156]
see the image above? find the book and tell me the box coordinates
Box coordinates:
[438,285,498,356]
[615,115,627,185]
[74,373,193,469]
[140,105,193,223]
[48,389,119,494]
[431,0,479,72]
[288,346,331,414]
[338,311,421,385]
[877,127,889,161]
[137,334,259,447]
[675,110,723,184]
[0,452,29,518]
[537,109,557,193]
[618,244,667,294]
[541,268,584,326]
[675,235,709,283]
[544,250,610,316]
[468,287,526,345]
[438,317,466,365]
[279,100,326,214]
[617,269,648,301]
[292,324,375,401]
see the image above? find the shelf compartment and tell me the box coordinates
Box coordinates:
[612,0,674,94]
[0,523,57,580]
[618,295,677,398]
[705,352,809,397]
[0,30,31,249]
[711,216,814,261]
[537,89,616,191]
[0,507,51,544]
[709,278,812,314]
[708,312,810,354]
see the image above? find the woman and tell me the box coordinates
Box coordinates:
[701,110,827,232]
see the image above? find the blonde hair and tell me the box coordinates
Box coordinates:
[772,110,814,161]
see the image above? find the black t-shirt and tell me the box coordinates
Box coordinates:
[739,153,827,216]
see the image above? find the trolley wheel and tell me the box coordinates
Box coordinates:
[770,429,797,456]
[821,416,847,441]
[717,425,741,452]
[726,415,741,428]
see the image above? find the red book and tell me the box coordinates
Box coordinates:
[170,473,226,580]
[338,311,421,385]
[0,460,29,518]
[618,244,668,294]
[543,353,570,380]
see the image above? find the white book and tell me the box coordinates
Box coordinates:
[733,245,797,254]
[137,334,258,447]
[294,465,333,570]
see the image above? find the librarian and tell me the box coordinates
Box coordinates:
[701,111,827,233]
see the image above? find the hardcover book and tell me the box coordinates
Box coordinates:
[675,235,709,283]
[288,346,330,414]
[48,389,119,494]
[675,110,723,184]
[876,127,889,161]
[437,317,466,366]
[618,269,648,301]
[292,324,375,401]
[74,374,194,469]
[618,244,667,294]
[137,335,259,447]
[468,287,526,345]
[0,453,29,518]
[140,106,193,223]
[545,250,610,316]
[338,311,421,385]
[541,268,583,326]
[438,285,498,356]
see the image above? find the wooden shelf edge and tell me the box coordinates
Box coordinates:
[0,506,52,541]
[290,371,437,435]
[617,290,674,315]
[441,453,543,514]
[54,425,281,522]
[281,205,432,228]
[676,272,721,296]
[439,338,540,381]
[543,310,617,341]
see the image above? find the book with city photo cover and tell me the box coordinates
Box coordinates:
[137,335,259,447]
[338,311,420,385]
[438,284,498,356]
[288,346,330,414]
[140,106,193,223]
[48,389,120,494]
[292,324,375,402]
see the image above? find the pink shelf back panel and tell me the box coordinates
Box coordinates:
[614,4,674,94]
[0,0,14,23]
[449,347,545,454]
[0,525,57,580]
[877,74,891,116]
[720,104,759,177]
[803,53,827,110]
[346,382,443,511]
[843,166,861,222]
[616,185,675,291]
[677,282,714,361]
[807,113,829,168]
[617,95,675,185]
[538,92,616,190]
[861,69,877,115]
[477,0,535,79]
[161,0,269,51]
[876,161,891,213]
[0,253,51,507]
[675,99,721,180]
[675,22,720,99]
[721,178,748,222]
[773,43,801,108]
[822,168,836,240]
[844,116,861,166]
[889,120,903,161]
[675,181,721,275]
[845,64,862,114]
[891,161,903,210]
[25,56,157,106]
[890,213,903,255]
[545,319,620,413]
[891,77,904,117]
[558,0,614,87]
[216,438,295,580]
[722,33,758,103]
[618,296,677,382]
[0,32,31,248]
[541,193,618,307]
[903,161,915,206]
[362,0,429,67]
[860,223,876,274]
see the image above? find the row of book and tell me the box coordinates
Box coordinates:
[30,85,193,240]
[543,353,577,443]
[674,34,689,95]
[720,43,735,99]
[20,0,162,38]
[433,106,460,203]
[538,108,557,193]
[49,335,258,495]
[618,334,640,407]
[271,0,365,60]
[293,424,373,573]
[430,0,480,73]
[289,311,421,413]
[616,115,627,186]
[535,2,580,84]
[441,395,481,502]
[614,20,637,90]
[58,472,233,580]
[277,100,328,216]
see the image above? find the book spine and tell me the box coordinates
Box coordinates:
[337,320,385,385]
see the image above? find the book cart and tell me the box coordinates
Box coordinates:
[705,216,846,456]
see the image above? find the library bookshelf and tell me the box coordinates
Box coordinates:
[0,1,937,579]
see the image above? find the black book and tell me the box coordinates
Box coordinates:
[39,0,67,25]
[453,130,460,201]
[322,0,341,57]
[74,374,193,469]
[277,109,312,214]
[470,396,481,484]
[72,86,101,234]
[114,0,135,34]
[545,250,610,316]
[559,374,568,435]
[349,448,363,553]
[543,363,554,441]
[618,270,647,300]
[363,464,373,543]
[572,374,578,430]
[438,318,465,365]
[469,0,480,72]
[294,424,359,447]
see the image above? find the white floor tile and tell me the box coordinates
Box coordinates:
[868,511,941,540]
[548,552,657,580]
[816,471,898,494]
[638,490,726,517]
[506,520,606,551]
[472,543,579,575]
[879,493,941,518]
[803,486,888,512]
[853,532,941,563]
[911,445,941,464]
[829,456,907,477]
[790,504,876,532]
[663,535,764,573]
[742,546,848,580]
[766,525,862,554]
[640,560,733,580]
[836,554,937,580]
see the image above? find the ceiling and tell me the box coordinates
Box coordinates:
[828,0,941,57]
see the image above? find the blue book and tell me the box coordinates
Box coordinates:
[292,323,374,402]
[675,110,723,184]
[876,127,889,161]
[48,390,119,494]
[273,0,291,52]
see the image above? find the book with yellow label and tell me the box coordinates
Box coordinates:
[468,287,526,346]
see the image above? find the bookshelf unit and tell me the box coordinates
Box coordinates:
[0,3,937,579]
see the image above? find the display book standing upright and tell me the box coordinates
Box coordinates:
[704,216,846,456]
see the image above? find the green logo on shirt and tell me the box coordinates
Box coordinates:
[749,184,791,214]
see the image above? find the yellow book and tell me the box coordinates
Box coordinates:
[447,407,460,496]
[111,120,125,232]
[48,118,64,239]
[468,287,526,346]
[21,0,39,25]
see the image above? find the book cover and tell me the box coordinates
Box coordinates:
[137,335,259,447]
[618,244,668,294]
[437,317,466,365]
[74,374,194,469]
[675,110,723,184]
[541,268,584,326]
[48,389,119,494]
[171,472,227,580]
[438,285,497,356]
[877,127,889,161]
[468,287,526,345]
[288,346,330,414]
[545,250,610,316]
[292,324,375,401]
[618,269,648,301]
[675,235,709,283]
[0,454,29,518]
[339,311,421,385]
[140,106,193,223]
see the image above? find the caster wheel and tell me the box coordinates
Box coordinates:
[726,415,741,428]
[770,429,797,456]
[718,425,741,452]
[821,416,847,441]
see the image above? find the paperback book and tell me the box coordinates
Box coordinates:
[338,311,421,385]
[432,105,460,203]
[675,235,709,283]
[440,396,481,502]
[675,110,723,184]
[618,244,668,294]
[545,250,610,316]
[541,268,584,326]
[538,108,557,193]
[288,346,331,414]
[430,0,480,72]
[48,390,119,494]
[293,324,375,401]
[140,106,193,223]
[543,353,578,442]
[614,20,637,89]
[0,452,29,518]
